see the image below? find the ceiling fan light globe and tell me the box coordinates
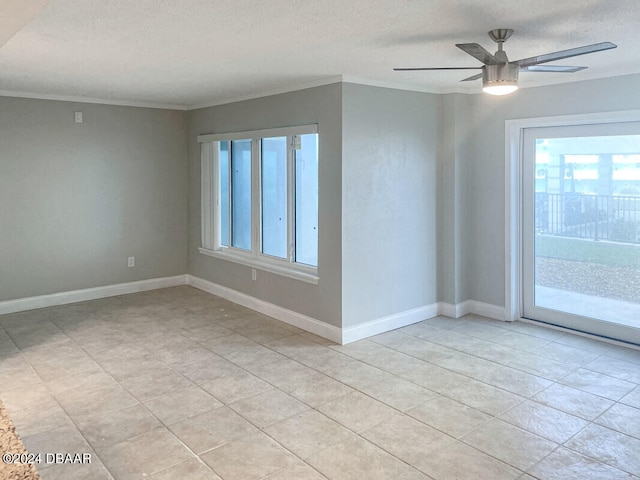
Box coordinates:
[482,63,519,95]
[482,83,519,95]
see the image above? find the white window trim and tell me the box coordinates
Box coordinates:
[199,124,319,284]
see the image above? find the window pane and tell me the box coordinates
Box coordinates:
[231,139,252,250]
[261,137,287,258]
[219,141,229,247]
[295,134,318,266]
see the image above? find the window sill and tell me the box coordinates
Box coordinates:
[198,247,319,285]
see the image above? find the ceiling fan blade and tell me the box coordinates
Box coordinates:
[521,65,587,73]
[456,43,501,65]
[515,42,616,68]
[394,67,482,71]
[460,72,483,82]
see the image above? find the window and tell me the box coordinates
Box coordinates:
[199,125,318,283]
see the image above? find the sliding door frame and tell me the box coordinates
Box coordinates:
[505,110,640,331]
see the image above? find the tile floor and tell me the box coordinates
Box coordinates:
[1,286,639,480]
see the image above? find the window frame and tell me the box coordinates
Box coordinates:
[198,124,319,284]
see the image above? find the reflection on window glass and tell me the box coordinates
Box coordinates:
[220,141,229,247]
[231,140,252,250]
[261,137,287,258]
[295,134,319,267]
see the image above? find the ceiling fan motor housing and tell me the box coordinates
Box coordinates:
[483,63,519,87]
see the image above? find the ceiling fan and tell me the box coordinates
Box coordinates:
[394,29,617,95]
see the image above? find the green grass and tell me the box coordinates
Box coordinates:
[536,235,640,269]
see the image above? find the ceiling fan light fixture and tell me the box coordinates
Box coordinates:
[482,63,519,95]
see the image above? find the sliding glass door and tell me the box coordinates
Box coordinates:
[522,121,640,345]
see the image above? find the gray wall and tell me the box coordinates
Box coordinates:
[187,84,343,327]
[0,96,188,301]
[341,84,439,327]
[464,73,640,307]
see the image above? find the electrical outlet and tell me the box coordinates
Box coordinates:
[128,256,135,267]
[252,268,256,281]
[74,111,83,123]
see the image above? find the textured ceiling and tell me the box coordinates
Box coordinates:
[0,0,638,109]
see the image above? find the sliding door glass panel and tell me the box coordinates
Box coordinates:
[523,123,640,343]
[295,133,319,267]
[231,139,252,250]
[261,137,287,259]
[219,141,230,247]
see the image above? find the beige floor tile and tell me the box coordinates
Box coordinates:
[498,400,588,443]
[294,348,356,373]
[585,355,640,384]
[243,358,316,387]
[144,386,223,425]
[567,424,640,475]
[35,456,111,480]
[179,323,234,343]
[428,350,500,377]
[204,333,262,355]
[22,424,94,470]
[0,383,54,413]
[316,391,396,433]
[264,410,354,459]
[151,458,222,480]
[532,383,615,420]
[486,330,552,352]
[358,348,429,376]
[420,441,522,480]
[443,377,524,416]
[44,365,117,395]
[10,401,75,437]
[279,371,354,408]
[473,364,553,397]
[322,360,395,389]
[264,462,328,480]
[120,368,194,402]
[407,396,492,438]
[508,351,578,381]
[534,342,601,366]
[357,376,438,412]
[97,428,193,480]
[461,418,558,471]
[240,324,300,344]
[74,403,162,449]
[559,368,636,401]
[528,447,636,480]
[621,385,640,408]
[169,406,259,454]
[4,287,640,480]
[200,431,298,480]
[399,362,468,394]
[361,412,453,469]
[229,388,309,428]
[175,356,242,385]
[200,370,273,404]
[30,349,102,381]
[222,344,287,369]
[595,403,640,439]
[56,383,138,418]
[306,435,429,480]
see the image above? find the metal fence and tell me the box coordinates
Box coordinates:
[535,193,640,244]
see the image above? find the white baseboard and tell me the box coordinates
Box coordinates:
[438,300,471,318]
[467,300,506,321]
[0,275,189,315]
[0,272,508,344]
[187,275,342,344]
[439,300,505,321]
[342,303,440,345]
